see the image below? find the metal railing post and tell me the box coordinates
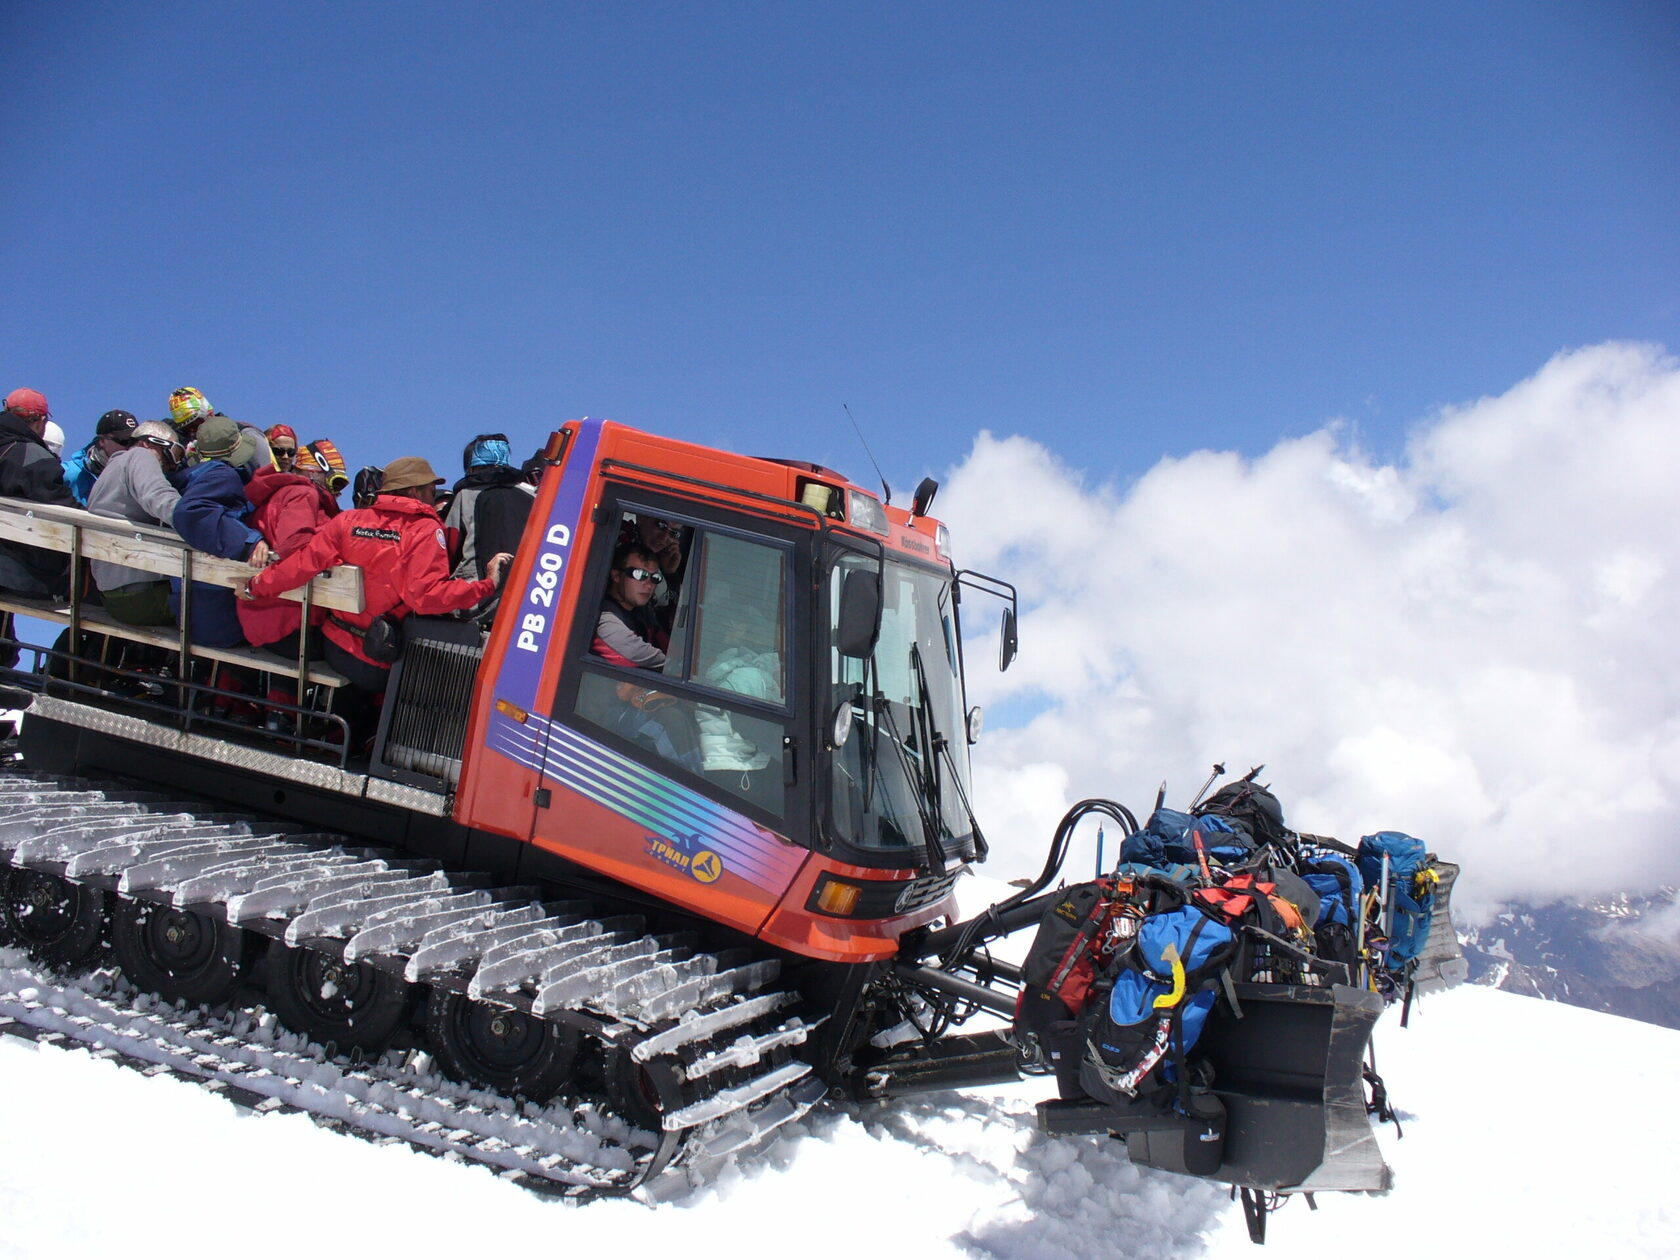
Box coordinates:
[178,546,194,728]
[68,523,85,688]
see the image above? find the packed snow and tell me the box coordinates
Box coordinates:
[2,968,1675,1260]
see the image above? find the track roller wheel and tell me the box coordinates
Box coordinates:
[263,941,411,1054]
[1,869,108,969]
[111,898,244,1007]
[424,990,579,1102]
[604,1041,675,1133]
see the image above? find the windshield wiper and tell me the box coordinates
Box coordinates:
[905,644,951,872]
[873,680,948,874]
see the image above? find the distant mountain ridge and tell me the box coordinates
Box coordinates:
[1460,888,1680,1030]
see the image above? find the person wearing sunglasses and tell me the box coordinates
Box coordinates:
[237,434,347,663]
[592,543,668,669]
[266,424,300,472]
[445,433,534,618]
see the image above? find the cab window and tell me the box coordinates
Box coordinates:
[573,509,790,818]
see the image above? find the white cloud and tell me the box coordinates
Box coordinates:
[944,343,1680,919]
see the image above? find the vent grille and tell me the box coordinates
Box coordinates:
[376,619,485,787]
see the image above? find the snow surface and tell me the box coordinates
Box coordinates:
[3,980,1676,1260]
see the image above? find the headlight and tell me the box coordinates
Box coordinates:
[829,699,854,748]
[847,490,889,535]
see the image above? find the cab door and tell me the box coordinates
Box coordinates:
[525,490,815,935]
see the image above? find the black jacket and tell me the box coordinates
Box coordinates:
[445,464,533,582]
[0,408,78,594]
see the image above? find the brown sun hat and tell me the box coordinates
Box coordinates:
[379,456,446,493]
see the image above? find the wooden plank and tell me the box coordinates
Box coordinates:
[0,594,349,689]
[0,496,364,614]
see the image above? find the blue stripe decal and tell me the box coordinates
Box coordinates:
[497,419,603,711]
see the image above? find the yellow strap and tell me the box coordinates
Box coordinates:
[1153,941,1187,1010]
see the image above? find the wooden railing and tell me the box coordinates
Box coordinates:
[0,495,365,696]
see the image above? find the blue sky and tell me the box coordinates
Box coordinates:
[5,2,1675,491]
[4,4,1679,903]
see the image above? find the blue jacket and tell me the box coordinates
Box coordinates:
[168,459,262,646]
[63,444,100,506]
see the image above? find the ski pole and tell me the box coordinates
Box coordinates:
[1187,763,1225,810]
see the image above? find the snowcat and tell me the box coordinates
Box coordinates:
[0,417,1464,1239]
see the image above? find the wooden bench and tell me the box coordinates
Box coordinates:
[0,496,366,694]
[0,594,351,688]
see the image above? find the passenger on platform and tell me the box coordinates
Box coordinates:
[304,439,350,498]
[445,433,534,617]
[265,424,299,473]
[519,450,545,489]
[592,544,668,669]
[86,421,187,626]
[170,416,268,648]
[63,410,141,505]
[351,465,383,508]
[168,386,273,478]
[0,388,79,598]
[240,441,343,657]
[240,456,511,745]
[240,440,346,727]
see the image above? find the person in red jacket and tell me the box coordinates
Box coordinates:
[239,441,344,661]
[240,455,511,715]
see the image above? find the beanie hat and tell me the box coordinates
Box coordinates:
[42,420,65,456]
[266,423,298,447]
[4,388,50,419]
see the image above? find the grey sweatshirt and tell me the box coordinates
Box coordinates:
[86,448,183,591]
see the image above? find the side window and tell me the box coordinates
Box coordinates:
[574,509,790,819]
[691,532,786,703]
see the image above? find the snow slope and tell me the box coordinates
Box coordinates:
[2,980,1675,1260]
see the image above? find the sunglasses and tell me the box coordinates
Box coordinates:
[620,567,663,583]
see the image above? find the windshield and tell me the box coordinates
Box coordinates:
[826,549,977,862]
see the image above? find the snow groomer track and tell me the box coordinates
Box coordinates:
[0,767,824,1198]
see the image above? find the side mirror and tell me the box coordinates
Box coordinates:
[912,476,939,518]
[837,569,881,659]
[998,606,1018,672]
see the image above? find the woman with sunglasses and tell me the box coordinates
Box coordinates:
[238,438,347,665]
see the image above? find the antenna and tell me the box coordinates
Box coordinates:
[842,403,891,505]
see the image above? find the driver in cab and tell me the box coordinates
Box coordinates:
[591,544,667,669]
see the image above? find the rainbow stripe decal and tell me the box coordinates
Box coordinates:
[487,708,804,894]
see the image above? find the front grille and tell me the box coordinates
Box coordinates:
[895,869,961,913]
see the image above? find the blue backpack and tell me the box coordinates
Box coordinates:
[1298,850,1364,972]
[1356,831,1436,967]
[1080,904,1237,1103]
[1121,808,1250,869]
